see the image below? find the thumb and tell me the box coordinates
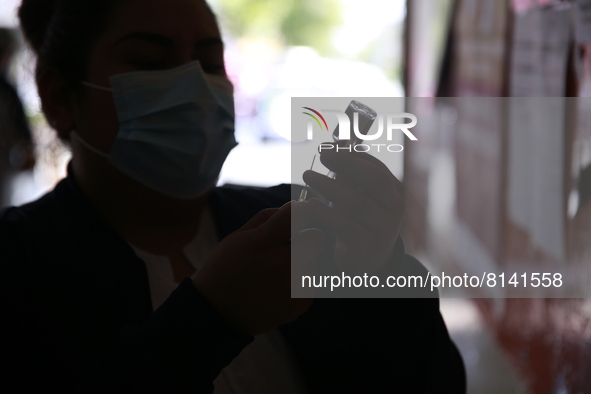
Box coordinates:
[291,228,326,262]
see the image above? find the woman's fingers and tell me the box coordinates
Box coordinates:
[302,170,388,233]
[297,149,404,272]
[255,202,292,243]
[303,199,391,252]
[317,150,403,209]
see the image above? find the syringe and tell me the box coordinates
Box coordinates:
[297,155,316,202]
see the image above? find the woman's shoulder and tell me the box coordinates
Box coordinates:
[0,187,61,246]
[0,176,123,264]
[0,177,85,233]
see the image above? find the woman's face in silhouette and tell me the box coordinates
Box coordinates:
[71,0,225,156]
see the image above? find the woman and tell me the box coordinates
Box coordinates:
[0,0,465,392]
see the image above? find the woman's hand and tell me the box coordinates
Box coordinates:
[302,148,404,275]
[193,202,325,336]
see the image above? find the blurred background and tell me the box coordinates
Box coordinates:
[1,0,591,393]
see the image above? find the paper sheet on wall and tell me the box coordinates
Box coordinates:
[511,9,541,96]
[510,7,572,97]
[454,0,508,96]
[575,0,591,43]
[507,100,534,230]
[507,98,566,262]
[511,0,564,13]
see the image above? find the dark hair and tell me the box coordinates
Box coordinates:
[18,0,217,88]
[18,0,121,88]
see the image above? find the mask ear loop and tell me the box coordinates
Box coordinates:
[74,82,113,159]
[80,81,114,93]
[70,131,110,159]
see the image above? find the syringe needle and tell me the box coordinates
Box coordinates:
[297,154,317,202]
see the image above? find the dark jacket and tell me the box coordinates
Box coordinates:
[0,174,465,393]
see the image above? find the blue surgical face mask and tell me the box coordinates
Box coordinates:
[75,60,238,199]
